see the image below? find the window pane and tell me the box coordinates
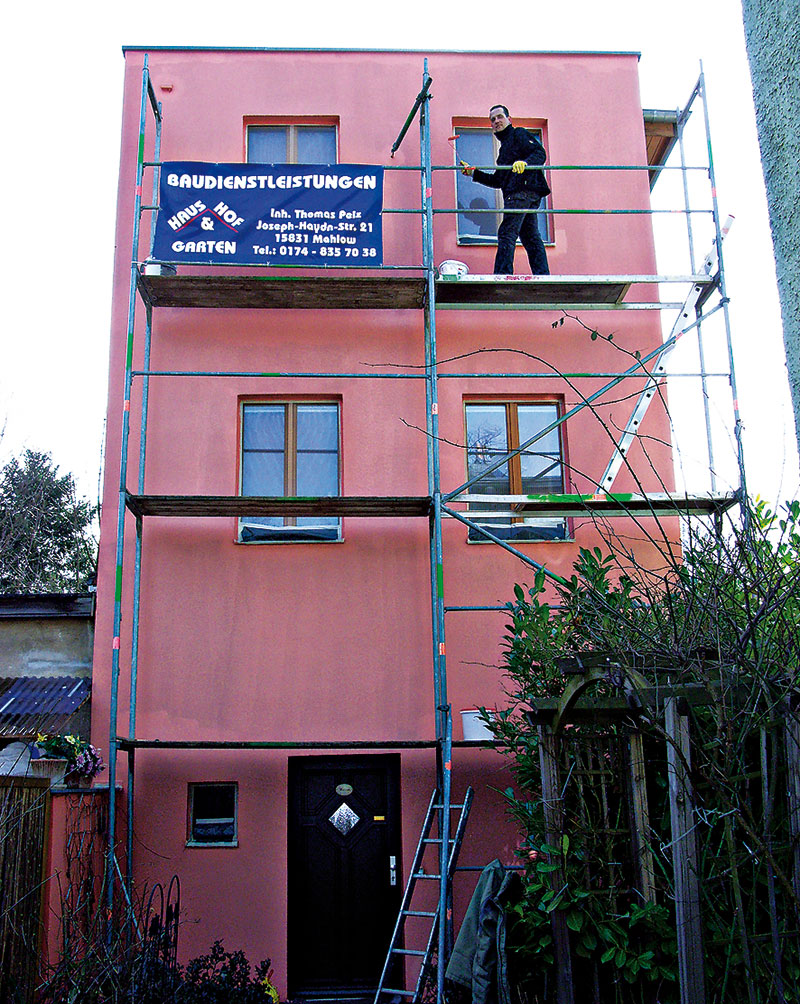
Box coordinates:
[247,126,287,163]
[297,453,338,497]
[297,404,339,450]
[242,452,284,496]
[518,405,562,492]
[296,127,337,164]
[243,405,285,450]
[517,405,560,453]
[455,131,501,242]
[190,784,236,844]
[466,405,510,493]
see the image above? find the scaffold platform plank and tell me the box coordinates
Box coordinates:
[124,493,432,518]
[137,273,427,309]
[115,736,495,751]
[435,273,714,308]
[136,272,715,310]
[116,737,440,750]
[449,492,739,518]
[124,492,737,520]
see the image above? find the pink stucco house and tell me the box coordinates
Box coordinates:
[92,47,727,1000]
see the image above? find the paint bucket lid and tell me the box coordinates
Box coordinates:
[438,259,468,277]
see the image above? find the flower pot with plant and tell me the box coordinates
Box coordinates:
[32,733,106,788]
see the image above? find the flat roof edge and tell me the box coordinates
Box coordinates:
[122,46,641,58]
[643,109,680,122]
[0,593,95,619]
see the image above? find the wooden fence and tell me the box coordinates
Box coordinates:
[0,777,50,1004]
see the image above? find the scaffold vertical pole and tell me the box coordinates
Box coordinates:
[126,299,155,899]
[437,704,454,1003]
[147,99,163,257]
[677,91,717,491]
[126,513,142,899]
[698,65,748,509]
[106,53,152,920]
[418,61,452,1003]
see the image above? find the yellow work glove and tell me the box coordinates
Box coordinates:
[511,160,527,174]
[460,160,474,176]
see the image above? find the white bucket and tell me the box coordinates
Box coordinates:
[438,259,468,277]
[142,261,177,276]
[460,708,494,741]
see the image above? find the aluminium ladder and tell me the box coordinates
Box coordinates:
[599,220,733,491]
[374,787,474,1004]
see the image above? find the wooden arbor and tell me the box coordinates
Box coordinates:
[523,653,800,1004]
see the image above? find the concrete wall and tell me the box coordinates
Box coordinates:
[0,617,93,679]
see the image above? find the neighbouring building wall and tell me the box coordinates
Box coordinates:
[0,599,94,679]
[741,0,800,451]
[0,594,95,751]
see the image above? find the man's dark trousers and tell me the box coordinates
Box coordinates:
[494,192,549,275]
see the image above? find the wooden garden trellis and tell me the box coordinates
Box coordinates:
[524,652,800,1004]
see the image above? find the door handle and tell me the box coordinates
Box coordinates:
[389,855,397,886]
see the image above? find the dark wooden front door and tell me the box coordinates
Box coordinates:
[288,755,402,999]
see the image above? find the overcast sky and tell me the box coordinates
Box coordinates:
[1,0,797,511]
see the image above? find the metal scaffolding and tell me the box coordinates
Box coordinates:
[104,54,745,1003]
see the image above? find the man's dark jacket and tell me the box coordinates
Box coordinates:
[473,124,551,199]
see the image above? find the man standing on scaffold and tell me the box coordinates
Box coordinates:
[460,104,551,275]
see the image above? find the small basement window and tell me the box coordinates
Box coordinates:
[187,783,238,847]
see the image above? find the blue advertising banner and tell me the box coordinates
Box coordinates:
[152,162,384,267]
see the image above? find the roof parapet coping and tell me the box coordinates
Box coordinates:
[122,46,642,59]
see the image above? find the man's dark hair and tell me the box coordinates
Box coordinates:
[489,104,510,117]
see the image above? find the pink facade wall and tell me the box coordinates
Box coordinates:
[93,48,675,991]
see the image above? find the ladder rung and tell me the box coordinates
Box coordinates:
[393,948,426,956]
[423,837,455,844]
[433,803,465,810]
[381,990,415,997]
[413,873,441,880]
[403,910,436,917]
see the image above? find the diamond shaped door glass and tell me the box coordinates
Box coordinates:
[329,802,360,835]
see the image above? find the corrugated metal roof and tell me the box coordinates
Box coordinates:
[0,593,94,619]
[0,677,91,738]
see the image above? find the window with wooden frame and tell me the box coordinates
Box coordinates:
[464,401,567,542]
[454,125,553,245]
[239,401,341,543]
[187,783,238,847]
[246,123,338,164]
